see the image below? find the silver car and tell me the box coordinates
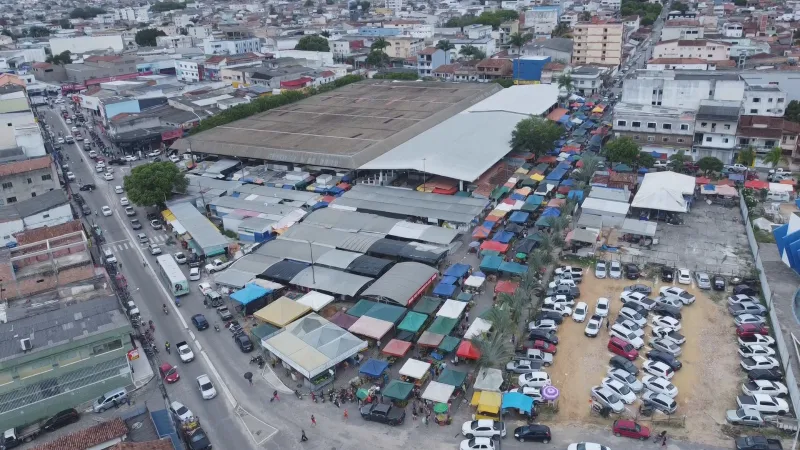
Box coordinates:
[506,359,543,374]
[649,338,682,356]
[694,272,711,289]
[725,408,764,427]
[595,261,607,279]
[609,261,622,279]
[606,367,643,392]
[590,386,625,413]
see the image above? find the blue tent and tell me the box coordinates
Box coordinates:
[525,195,544,206]
[231,283,270,305]
[502,392,534,413]
[638,167,649,174]
[492,231,515,244]
[546,167,568,181]
[432,282,457,298]
[510,193,526,201]
[444,263,470,278]
[440,275,459,285]
[561,179,575,186]
[509,211,530,224]
[541,207,561,217]
[568,190,584,201]
[359,359,389,377]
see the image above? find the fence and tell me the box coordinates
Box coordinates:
[739,194,800,417]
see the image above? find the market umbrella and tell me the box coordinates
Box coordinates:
[433,403,449,414]
[356,388,369,400]
[244,372,253,381]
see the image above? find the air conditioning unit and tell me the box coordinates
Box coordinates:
[20,338,32,352]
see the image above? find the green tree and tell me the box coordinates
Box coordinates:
[320,30,331,37]
[510,116,563,159]
[27,26,50,37]
[70,6,106,19]
[575,153,601,184]
[365,50,389,67]
[371,37,388,52]
[697,156,723,174]
[668,150,689,172]
[508,31,532,56]
[123,162,188,207]
[295,35,330,51]
[603,137,640,165]
[737,147,757,167]
[269,5,277,14]
[149,2,187,12]
[46,50,72,65]
[458,44,485,60]
[763,146,783,168]
[326,0,335,4]
[134,28,166,47]
[59,19,72,29]
[733,0,746,5]
[557,73,574,96]
[581,11,592,21]
[637,152,655,169]
[672,1,689,13]
[473,330,515,372]
[785,100,800,123]
[304,0,314,6]
[551,23,571,37]
[359,1,370,12]
[436,39,455,64]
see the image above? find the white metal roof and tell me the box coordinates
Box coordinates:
[399,358,431,379]
[631,171,695,212]
[581,197,630,216]
[465,84,560,116]
[296,291,336,312]
[437,299,468,319]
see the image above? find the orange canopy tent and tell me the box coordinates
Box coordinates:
[382,339,412,357]
[494,280,518,295]
[456,340,481,360]
[480,241,509,253]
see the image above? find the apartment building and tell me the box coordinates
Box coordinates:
[0,85,45,157]
[417,47,447,77]
[613,103,695,150]
[660,20,704,41]
[176,59,204,82]
[621,71,744,109]
[450,37,497,61]
[742,85,787,117]
[156,35,197,49]
[652,39,730,60]
[476,58,513,81]
[571,19,623,67]
[385,0,402,15]
[114,6,150,23]
[524,6,561,35]
[738,115,800,159]
[692,101,740,162]
[203,37,261,55]
[384,37,425,59]
[0,155,59,207]
[571,66,606,95]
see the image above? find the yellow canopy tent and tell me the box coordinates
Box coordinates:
[253,296,312,327]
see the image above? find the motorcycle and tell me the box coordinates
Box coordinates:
[250,355,265,365]
[294,389,303,400]
[165,343,171,354]
[163,306,169,315]
[214,323,220,332]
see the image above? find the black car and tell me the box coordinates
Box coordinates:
[624,284,652,295]
[235,334,254,352]
[624,264,640,280]
[734,435,783,450]
[652,304,682,320]
[528,329,559,345]
[42,408,79,432]
[79,183,95,191]
[645,350,682,371]
[147,212,159,222]
[81,204,92,216]
[734,284,758,297]
[661,267,674,282]
[108,158,125,165]
[748,369,784,382]
[191,314,209,331]
[609,355,638,375]
[184,427,212,450]
[535,311,564,324]
[513,425,551,443]
[713,275,726,291]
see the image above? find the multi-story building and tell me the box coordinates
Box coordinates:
[114,6,150,23]
[384,37,425,59]
[570,66,606,95]
[742,85,787,117]
[417,47,447,78]
[449,37,497,61]
[652,39,730,60]
[571,19,623,67]
[385,0,402,15]
[722,22,744,37]
[738,115,800,161]
[0,84,45,158]
[156,35,197,49]
[646,58,715,70]
[613,103,695,151]
[64,56,141,83]
[601,0,621,10]
[660,20,704,41]
[203,53,266,81]
[49,35,125,55]
[692,101,740,162]
[175,59,204,82]
[203,37,261,56]
[524,6,561,36]
[621,71,744,109]
[476,58,513,81]
[522,38,573,62]
[0,155,60,207]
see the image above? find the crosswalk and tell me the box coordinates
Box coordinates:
[104,234,172,253]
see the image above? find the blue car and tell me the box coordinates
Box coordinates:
[191,314,209,331]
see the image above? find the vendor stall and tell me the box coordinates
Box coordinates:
[502,392,534,417]
[498,261,527,276]
[479,255,503,273]
[473,368,504,392]
[253,296,311,328]
[463,275,486,293]
[296,291,335,312]
[364,303,407,325]
[444,263,471,279]
[509,211,530,224]
[383,380,414,403]
[432,282,457,298]
[428,317,458,336]
[436,299,467,319]
[359,358,389,379]
[470,391,502,420]
[438,368,468,388]
[438,336,461,354]
[456,340,481,360]
[422,381,456,404]
[382,339,412,359]
[413,296,442,315]
[494,280,518,295]
[464,318,493,339]
[329,311,358,329]
[348,316,394,342]
[417,331,445,348]
[399,358,432,386]
[480,240,509,253]
[346,299,379,318]
[397,311,428,334]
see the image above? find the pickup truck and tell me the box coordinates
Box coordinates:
[735,435,783,450]
[546,284,580,298]
[205,258,233,273]
[177,341,195,363]
[217,306,233,321]
[737,394,789,415]
[729,163,749,173]
[768,168,790,175]
[360,403,405,425]
[554,266,583,281]
[3,422,44,448]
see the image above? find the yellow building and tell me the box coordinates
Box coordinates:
[384,37,425,59]
[571,19,623,67]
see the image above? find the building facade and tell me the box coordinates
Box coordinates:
[652,39,730,60]
[0,156,59,206]
[742,85,787,117]
[175,60,203,82]
[571,19,623,67]
[384,37,425,58]
[613,103,695,152]
[417,47,446,77]
[203,38,261,55]
[692,101,740,163]
[660,20,704,41]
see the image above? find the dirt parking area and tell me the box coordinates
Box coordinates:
[545,266,740,447]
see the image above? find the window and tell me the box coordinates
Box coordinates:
[701,122,708,127]
[6,197,16,204]
[647,122,657,129]
[1,182,11,189]
[677,138,685,143]
[768,98,773,103]
[724,124,731,130]
[752,98,760,103]
[765,140,775,147]
[617,120,627,127]
[662,137,669,142]
[680,124,689,131]
[739,138,749,145]
[705,137,712,142]
[92,339,123,356]
[778,98,785,103]
[633,135,640,140]
[31,192,36,198]
[750,109,758,114]
[723,138,729,143]
[647,136,655,142]
[632,121,641,128]
[662,124,672,130]
[41,174,51,181]
[26,178,32,184]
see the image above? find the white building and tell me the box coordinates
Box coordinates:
[646,58,714,70]
[156,35,197,49]
[722,22,743,38]
[115,6,150,23]
[622,70,744,110]
[203,38,261,55]
[176,60,202,82]
[385,0,403,15]
[660,20,704,41]
[49,35,124,55]
[742,85,787,117]
[652,39,730,60]
[524,7,561,35]
[692,101,740,162]
[601,0,621,10]
[186,26,213,39]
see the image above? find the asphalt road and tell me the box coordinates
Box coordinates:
[41,104,258,450]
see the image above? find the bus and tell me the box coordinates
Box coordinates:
[156,254,189,296]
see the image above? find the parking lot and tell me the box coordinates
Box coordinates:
[545,269,741,447]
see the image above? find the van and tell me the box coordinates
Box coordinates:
[610,325,644,349]
[766,191,790,202]
[93,387,128,412]
[103,249,117,264]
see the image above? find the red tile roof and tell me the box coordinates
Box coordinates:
[738,115,800,138]
[476,58,511,69]
[418,47,438,56]
[0,156,52,177]
[664,19,701,27]
[110,440,174,450]
[320,70,335,77]
[433,63,458,74]
[84,55,122,63]
[32,418,127,450]
[32,62,53,69]
[15,220,83,245]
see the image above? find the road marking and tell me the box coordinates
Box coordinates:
[103,238,130,246]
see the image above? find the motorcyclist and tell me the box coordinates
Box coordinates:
[165,341,170,352]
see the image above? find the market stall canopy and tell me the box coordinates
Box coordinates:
[422,381,456,404]
[359,358,389,377]
[715,184,739,197]
[502,392,534,413]
[569,228,599,244]
[495,280,518,295]
[444,263,471,279]
[382,339,412,357]
[330,310,358,329]
[632,171,695,213]
[231,283,271,305]
[480,240,509,253]
[473,368,504,392]
[620,218,657,237]
[383,380,414,400]
[418,331,445,348]
[364,302,407,324]
[457,340,481,360]
[509,211,529,224]
[253,296,312,327]
[437,299,468,319]
[399,358,431,379]
[428,316,458,335]
[769,182,793,193]
[438,368,468,387]
[438,335,461,353]
[472,226,491,239]
[348,315,394,340]
[295,291,335,312]
[251,323,281,342]
[464,318,493,339]
[261,313,367,379]
[347,299,378,318]
[745,180,769,190]
[397,311,428,333]
[480,255,503,272]
[464,275,486,289]
[440,275,458,285]
[499,261,527,275]
[361,262,438,307]
[413,296,442,315]
[291,266,374,297]
[432,282,457,298]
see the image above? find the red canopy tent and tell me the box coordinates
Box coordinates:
[695,177,710,185]
[495,280,519,295]
[717,179,735,186]
[472,226,491,239]
[382,339,412,357]
[480,241,509,253]
[745,180,769,190]
[536,155,558,164]
[456,340,481,360]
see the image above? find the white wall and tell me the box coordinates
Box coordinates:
[0,219,23,246]
[23,203,72,229]
[743,90,787,116]
[274,50,334,67]
[49,35,124,55]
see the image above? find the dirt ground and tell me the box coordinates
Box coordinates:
[546,263,741,447]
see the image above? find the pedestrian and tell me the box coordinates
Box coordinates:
[301,430,308,442]
[422,414,428,427]
[271,390,279,402]
[311,415,316,426]
[465,311,469,322]
[333,397,340,408]
[661,433,667,447]
[248,377,253,386]
[343,409,348,420]
[606,319,610,331]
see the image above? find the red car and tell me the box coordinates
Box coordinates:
[612,419,650,440]
[528,339,557,354]
[159,362,180,383]
[607,337,638,361]
[737,323,769,338]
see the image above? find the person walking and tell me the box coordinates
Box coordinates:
[300,430,308,442]
[343,409,348,421]
[311,415,316,426]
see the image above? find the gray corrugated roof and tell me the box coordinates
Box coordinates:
[0,297,129,362]
[302,208,399,233]
[234,184,320,204]
[290,266,373,297]
[696,104,740,120]
[314,249,362,270]
[211,196,302,217]
[0,189,67,220]
[168,202,230,252]
[255,238,333,263]
[279,223,383,253]
[361,262,438,306]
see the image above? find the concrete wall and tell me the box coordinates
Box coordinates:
[50,35,124,55]
[0,167,60,205]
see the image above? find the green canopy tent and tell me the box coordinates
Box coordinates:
[397,311,428,334]
[383,380,415,400]
[427,316,458,335]
[479,255,503,273]
[519,178,538,188]
[438,335,461,353]
[347,299,378,318]
[438,368,468,387]
[364,303,406,324]
[413,296,442,315]
[456,292,473,302]
[490,186,510,200]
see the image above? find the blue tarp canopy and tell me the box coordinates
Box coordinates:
[558,115,570,124]
[509,211,529,224]
[546,167,568,181]
[440,275,459,285]
[541,207,561,217]
[502,392,534,412]
[499,261,528,275]
[729,173,744,181]
[359,358,389,377]
[492,231,515,244]
[480,255,503,272]
[613,163,633,172]
[561,179,575,186]
[568,190,584,201]
[525,195,544,206]
[231,283,270,305]
[444,263,471,278]
[150,409,182,449]
[510,193,526,201]
[433,282,457,297]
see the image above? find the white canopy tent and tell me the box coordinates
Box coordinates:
[422,381,456,403]
[464,318,493,339]
[473,368,504,392]
[437,299,468,319]
[399,359,431,379]
[464,275,486,289]
[296,291,335,312]
[631,171,696,213]
[769,183,794,193]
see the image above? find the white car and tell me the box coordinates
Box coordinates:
[147,150,161,157]
[737,394,789,415]
[739,344,776,358]
[103,172,113,181]
[66,171,75,180]
[595,297,610,317]
[595,261,607,279]
[606,368,643,392]
[95,164,104,173]
[527,319,558,332]
[521,349,554,366]
[120,197,129,206]
[600,378,637,404]
[584,314,603,337]
[518,372,551,388]
[198,282,213,296]
[651,327,685,345]
[125,155,137,162]
[618,307,645,327]
[549,279,577,289]
[590,386,626,413]
[149,243,162,255]
[169,154,181,163]
[57,137,64,144]
[89,150,98,158]
[460,437,495,450]
[643,360,674,380]
[729,294,757,306]
[620,291,655,310]
[504,386,543,403]
[740,356,780,371]
[735,314,766,326]
[659,286,695,305]
[738,334,775,347]
[654,296,683,309]
[542,302,571,317]
[677,269,691,285]
[101,206,112,216]
[461,420,506,439]
[651,315,681,331]
[169,401,194,422]
[567,444,609,450]
[544,295,575,308]
[642,375,678,398]
[196,374,217,399]
[742,380,788,397]
[609,261,622,279]
[642,390,678,414]
[189,267,201,281]
[177,341,194,362]
[174,252,187,264]
[114,185,124,194]
[573,302,588,322]
[615,319,644,337]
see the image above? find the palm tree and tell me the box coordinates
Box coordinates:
[473,330,515,373]
[575,153,600,184]
[436,39,455,64]
[551,23,571,38]
[537,234,554,254]
[508,32,532,82]
[763,146,783,168]
[737,147,757,167]
[557,73,574,98]
[459,45,478,60]
[371,37,388,52]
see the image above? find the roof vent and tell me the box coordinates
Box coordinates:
[20,338,32,352]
